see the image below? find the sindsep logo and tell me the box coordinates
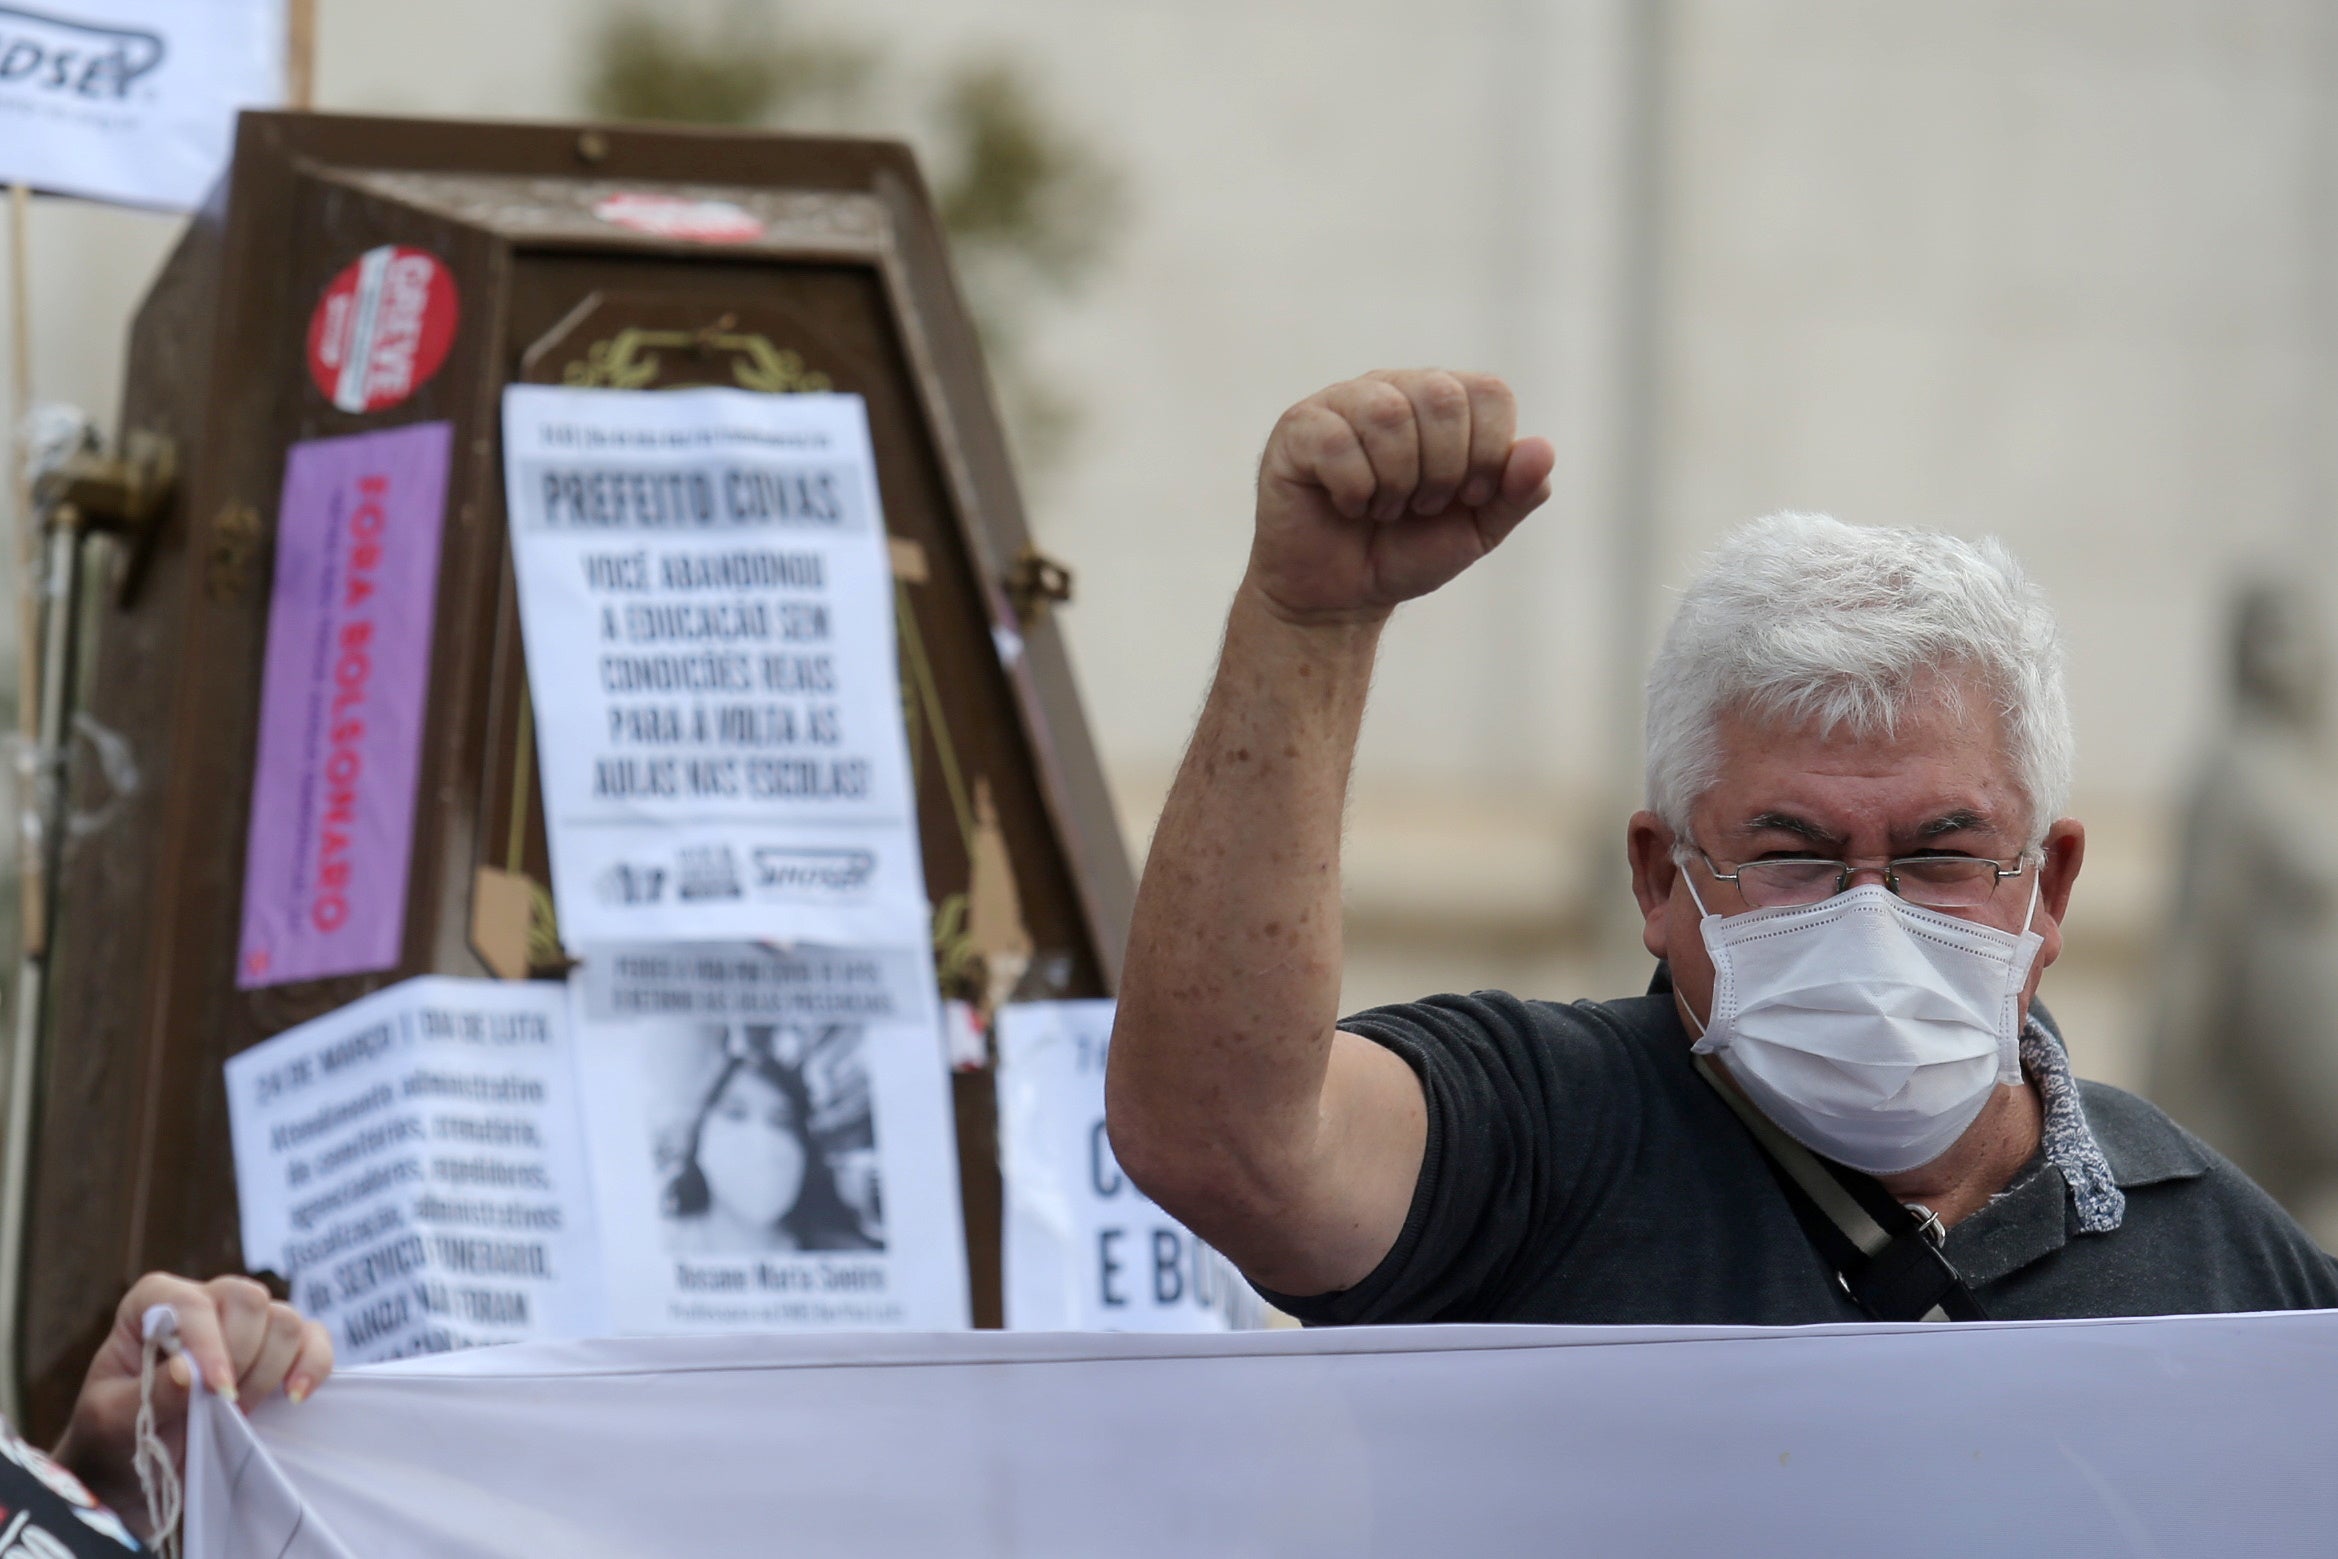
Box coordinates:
[0,5,166,100]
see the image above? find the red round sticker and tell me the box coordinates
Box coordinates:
[591,191,765,245]
[306,246,460,414]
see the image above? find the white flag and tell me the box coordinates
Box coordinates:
[184,1312,2338,1557]
[0,1,285,211]
[184,1391,359,1559]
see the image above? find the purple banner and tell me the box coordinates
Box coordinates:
[237,423,453,989]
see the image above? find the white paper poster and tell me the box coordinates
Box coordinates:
[0,1,285,211]
[223,978,600,1364]
[502,386,929,950]
[228,966,971,1362]
[573,942,970,1333]
[996,1001,1265,1331]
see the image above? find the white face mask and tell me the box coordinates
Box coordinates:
[696,1072,809,1230]
[1680,862,2044,1176]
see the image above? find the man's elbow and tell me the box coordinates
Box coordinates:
[1102,1063,1195,1212]
[1106,1094,1355,1297]
[1104,1045,1258,1231]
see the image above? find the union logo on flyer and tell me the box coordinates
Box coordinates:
[306,245,461,415]
[591,191,766,245]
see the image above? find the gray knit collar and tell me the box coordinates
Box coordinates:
[2019,1016,2125,1234]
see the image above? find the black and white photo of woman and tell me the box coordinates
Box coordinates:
[660,1023,884,1253]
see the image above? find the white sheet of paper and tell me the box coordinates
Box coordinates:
[571,942,970,1333]
[996,1001,1264,1331]
[0,1,284,211]
[223,978,600,1363]
[502,385,928,948]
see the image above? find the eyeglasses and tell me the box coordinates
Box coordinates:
[1692,848,2032,911]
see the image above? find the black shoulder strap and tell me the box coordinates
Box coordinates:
[1693,1055,1988,1323]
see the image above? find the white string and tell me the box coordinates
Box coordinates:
[133,1305,184,1559]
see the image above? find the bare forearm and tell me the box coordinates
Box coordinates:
[1104,370,1552,1291]
[1108,583,1381,1204]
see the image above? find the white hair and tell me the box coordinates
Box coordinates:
[1644,512,2071,844]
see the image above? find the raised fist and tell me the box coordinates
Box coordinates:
[1248,370,1555,624]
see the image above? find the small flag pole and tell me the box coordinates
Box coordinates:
[287,0,318,110]
[7,184,39,957]
[0,178,32,1427]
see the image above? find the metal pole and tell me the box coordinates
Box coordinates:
[0,180,31,1426]
[0,518,78,1426]
[2303,11,2338,620]
[1598,0,1674,975]
[6,186,34,958]
[1479,0,1548,786]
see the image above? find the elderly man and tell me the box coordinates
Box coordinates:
[1106,369,2338,1325]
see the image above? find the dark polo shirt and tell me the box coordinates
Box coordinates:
[1265,978,2338,1325]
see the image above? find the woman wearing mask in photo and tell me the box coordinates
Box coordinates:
[663,1032,879,1253]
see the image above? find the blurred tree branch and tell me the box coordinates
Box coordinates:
[587,2,1123,479]
[587,5,873,127]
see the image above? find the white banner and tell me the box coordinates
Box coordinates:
[502,385,931,951]
[996,1000,1264,1331]
[0,0,284,211]
[185,1313,2338,1557]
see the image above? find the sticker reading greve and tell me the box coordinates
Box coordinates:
[307,246,461,415]
[237,424,453,990]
